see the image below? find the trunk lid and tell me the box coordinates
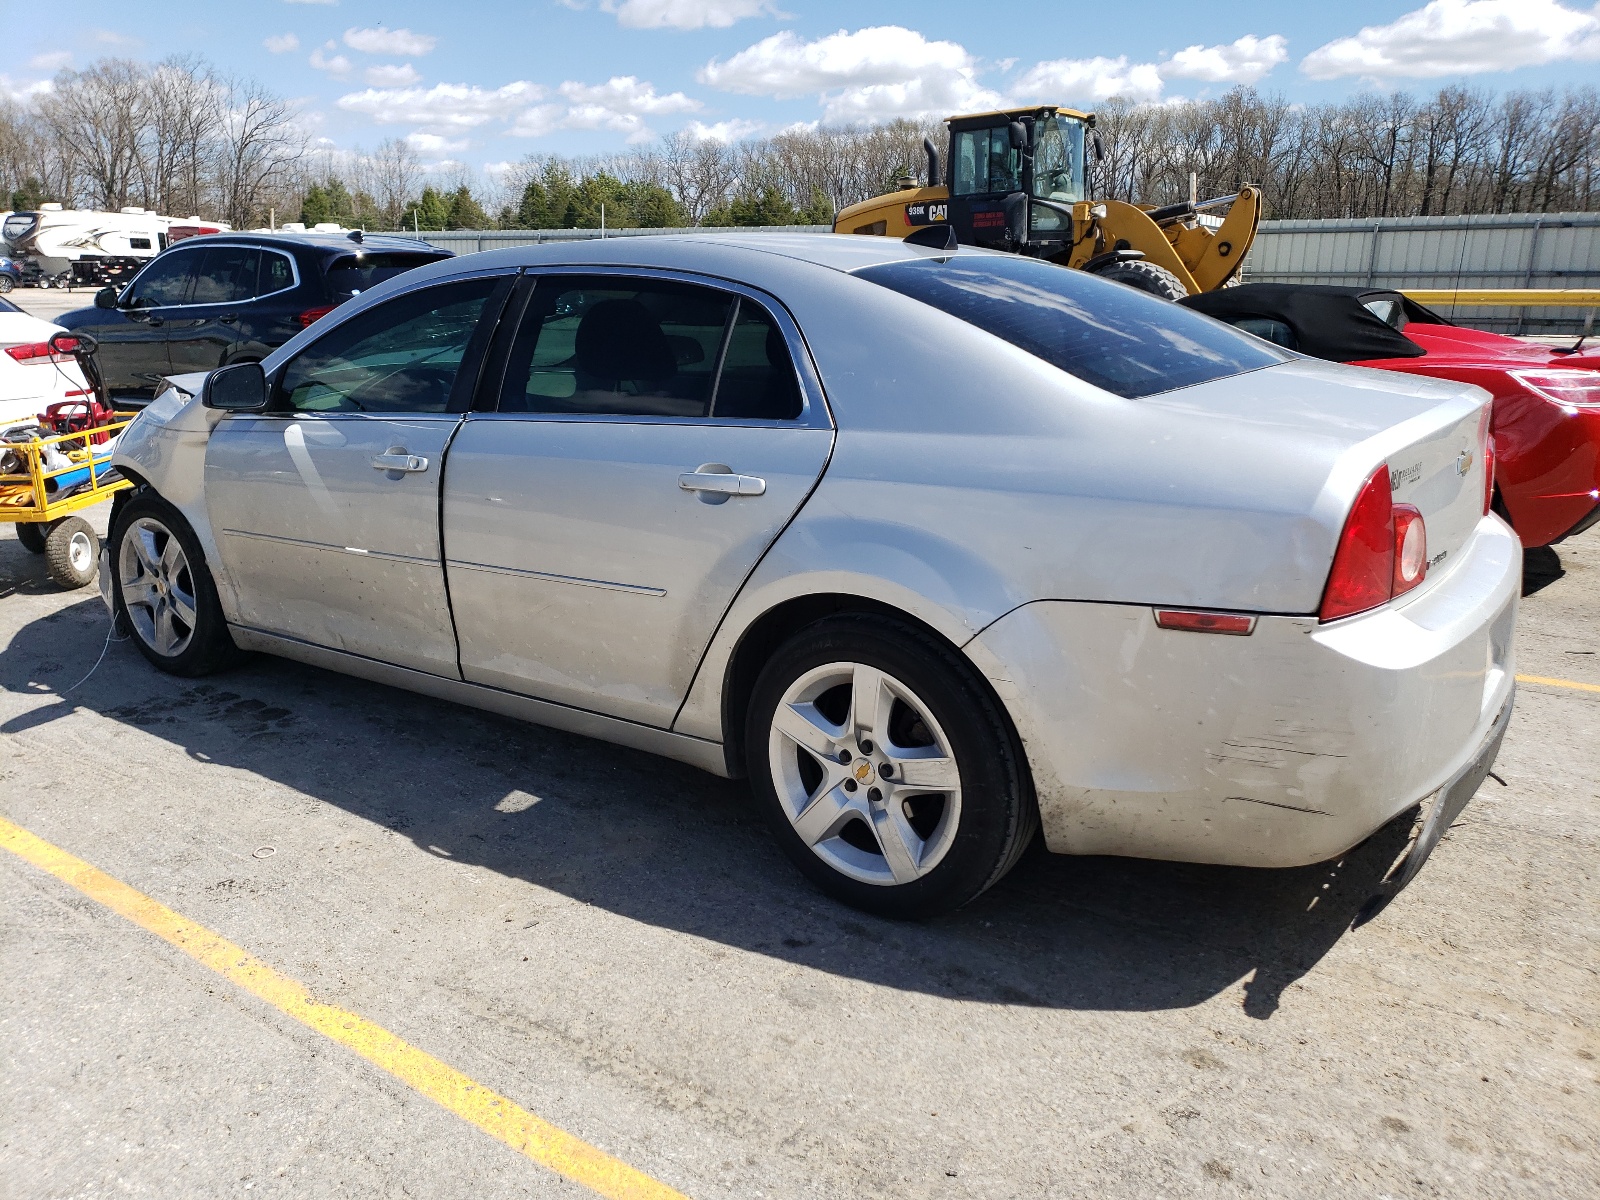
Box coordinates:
[1384,400,1491,598]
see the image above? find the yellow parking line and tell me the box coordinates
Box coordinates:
[0,815,690,1200]
[1516,674,1600,694]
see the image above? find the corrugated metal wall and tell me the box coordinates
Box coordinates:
[1243,212,1600,334]
[419,214,1600,334]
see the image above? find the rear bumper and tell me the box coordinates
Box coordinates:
[964,513,1520,868]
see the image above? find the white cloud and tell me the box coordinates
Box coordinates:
[683,117,764,141]
[601,0,779,30]
[309,48,353,77]
[1011,55,1165,104]
[365,63,421,86]
[338,74,697,144]
[699,26,1000,121]
[343,27,437,56]
[263,33,300,54]
[406,132,469,155]
[26,51,72,72]
[92,29,140,46]
[1302,0,1600,79]
[1164,34,1288,84]
[483,160,518,178]
[338,80,545,127]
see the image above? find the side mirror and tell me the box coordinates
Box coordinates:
[1003,192,1029,243]
[1008,120,1028,150]
[94,286,119,310]
[203,361,268,412]
[1091,130,1105,162]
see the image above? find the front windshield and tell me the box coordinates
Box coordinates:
[1032,116,1086,204]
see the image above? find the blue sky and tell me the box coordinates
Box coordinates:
[7,0,1599,179]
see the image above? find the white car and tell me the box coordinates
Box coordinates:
[0,296,93,431]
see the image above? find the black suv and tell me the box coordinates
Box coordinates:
[58,231,452,402]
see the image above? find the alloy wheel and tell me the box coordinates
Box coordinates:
[118,517,198,657]
[767,661,962,886]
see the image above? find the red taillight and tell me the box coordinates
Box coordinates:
[1154,609,1256,635]
[1319,465,1396,622]
[298,306,335,328]
[6,339,76,364]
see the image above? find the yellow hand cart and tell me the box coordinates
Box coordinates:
[1,417,136,588]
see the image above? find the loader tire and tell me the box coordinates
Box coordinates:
[1093,259,1187,301]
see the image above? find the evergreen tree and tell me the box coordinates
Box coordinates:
[402,187,451,232]
[446,185,489,230]
[798,188,835,225]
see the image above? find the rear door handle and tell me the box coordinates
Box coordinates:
[372,452,429,473]
[678,469,765,496]
[218,313,238,324]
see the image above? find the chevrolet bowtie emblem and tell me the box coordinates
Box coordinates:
[1456,449,1474,476]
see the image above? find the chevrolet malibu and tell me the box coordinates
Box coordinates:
[103,235,1518,918]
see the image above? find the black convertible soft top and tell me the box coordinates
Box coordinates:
[1178,283,1452,363]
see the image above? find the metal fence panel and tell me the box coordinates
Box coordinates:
[1245,212,1600,333]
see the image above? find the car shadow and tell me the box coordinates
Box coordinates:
[2,592,1414,1021]
[1522,546,1564,596]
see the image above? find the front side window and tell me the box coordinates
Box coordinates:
[951,128,1021,197]
[856,255,1286,399]
[125,250,200,308]
[191,246,261,305]
[1031,117,1086,205]
[277,277,496,414]
[501,277,728,418]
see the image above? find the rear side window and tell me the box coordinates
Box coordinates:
[258,251,294,296]
[856,255,1285,399]
[323,251,452,301]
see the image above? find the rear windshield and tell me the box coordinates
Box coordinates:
[323,251,451,301]
[855,254,1285,398]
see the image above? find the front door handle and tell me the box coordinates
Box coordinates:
[372,452,429,473]
[678,468,765,496]
[218,313,239,324]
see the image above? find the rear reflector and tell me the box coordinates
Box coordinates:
[1154,609,1256,635]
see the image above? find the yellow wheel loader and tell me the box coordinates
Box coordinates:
[832,106,1261,300]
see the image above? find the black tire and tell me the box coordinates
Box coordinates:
[15,521,47,554]
[109,489,244,676]
[1093,258,1187,301]
[43,516,97,588]
[746,614,1038,919]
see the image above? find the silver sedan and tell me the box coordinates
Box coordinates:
[104,234,1517,917]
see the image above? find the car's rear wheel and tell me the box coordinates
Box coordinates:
[44,516,97,588]
[0,276,13,293]
[746,615,1037,918]
[111,491,243,676]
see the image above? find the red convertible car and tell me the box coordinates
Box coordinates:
[1181,284,1600,547]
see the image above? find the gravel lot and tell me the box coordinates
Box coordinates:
[0,330,1595,1197]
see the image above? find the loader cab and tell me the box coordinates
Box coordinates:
[946,108,1090,251]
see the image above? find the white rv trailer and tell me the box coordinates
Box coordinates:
[1,205,228,287]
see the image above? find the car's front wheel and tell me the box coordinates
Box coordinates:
[110,491,243,676]
[746,615,1037,918]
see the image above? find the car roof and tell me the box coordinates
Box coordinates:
[429,231,1006,276]
[176,231,449,258]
